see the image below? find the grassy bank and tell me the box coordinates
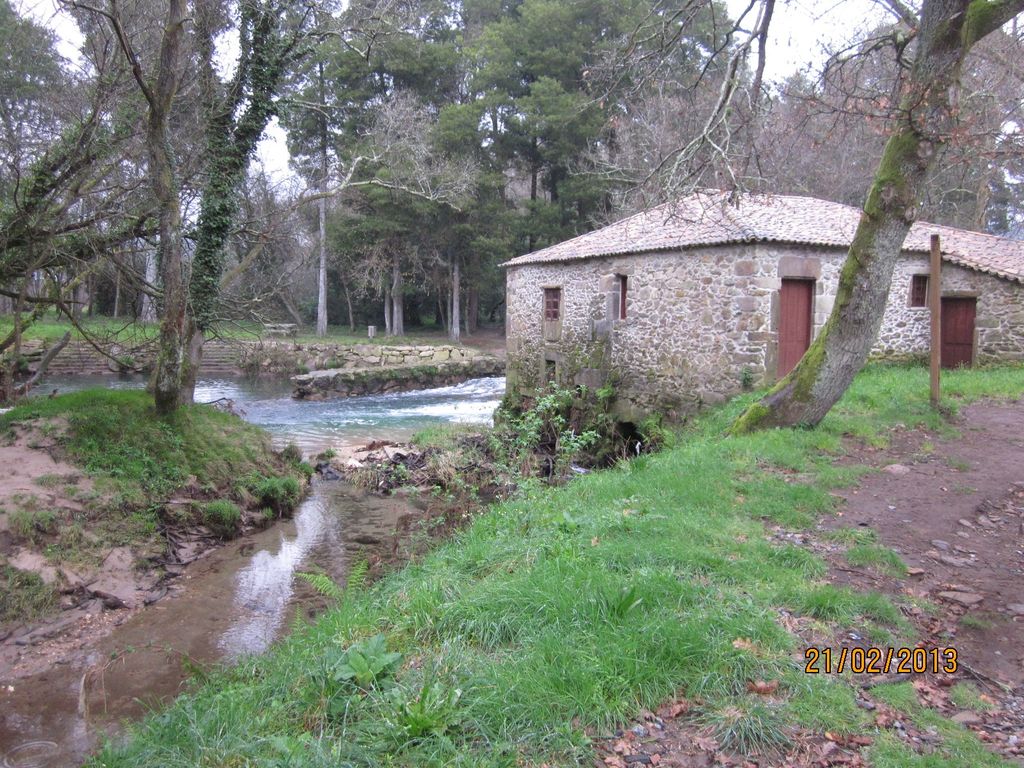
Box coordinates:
[0,390,305,619]
[90,364,1024,768]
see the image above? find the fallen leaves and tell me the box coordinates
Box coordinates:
[746,679,780,695]
[732,637,760,654]
[657,699,690,719]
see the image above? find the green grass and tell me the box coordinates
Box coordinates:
[846,543,908,577]
[88,364,1024,767]
[8,507,59,544]
[202,500,243,539]
[1,389,287,501]
[949,682,995,712]
[0,565,57,622]
[0,316,160,343]
[410,423,483,450]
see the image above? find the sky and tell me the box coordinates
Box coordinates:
[16,0,892,187]
[725,0,890,81]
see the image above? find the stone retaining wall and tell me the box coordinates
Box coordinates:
[292,356,505,400]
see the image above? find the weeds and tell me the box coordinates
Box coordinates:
[202,500,242,539]
[9,508,59,544]
[1,565,56,622]
[386,674,463,738]
[242,474,301,517]
[700,699,792,755]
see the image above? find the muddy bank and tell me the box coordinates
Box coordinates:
[0,481,419,767]
[0,411,306,635]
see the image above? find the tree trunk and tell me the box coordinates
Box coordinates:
[342,279,355,332]
[2,280,29,403]
[141,249,158,322]
[315,60,329,338]
[147,0,188,416]
[113,270,121,318]
[72,277,85,322]
[383,284,392,335]
[390,254,404,336]
[278,291,305,326]
[449,257,461,342]
[467,287,479,334]
[316,195,328,337]
[180,324,203,405]
[14,331,70,399]
[731,0,1024,434]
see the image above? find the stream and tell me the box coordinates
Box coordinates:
[0,375,505,768]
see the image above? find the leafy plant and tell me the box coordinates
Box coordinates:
[740,367,756,390]
[329,634,402,690]
[637,416,674,452]
[281,443,303,464]
[387,675,463,739]
[594,584,644,621]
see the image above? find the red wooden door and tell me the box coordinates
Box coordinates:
[778,279,814,377]
[941,297,976,368]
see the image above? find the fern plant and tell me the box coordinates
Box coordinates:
[296,571,344,601]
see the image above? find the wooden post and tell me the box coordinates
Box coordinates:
[929,234,942,407]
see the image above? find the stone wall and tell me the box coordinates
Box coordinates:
[505,243,1024,421]
[875,256,1024,362]
[242,342,480,376]
[292,356,504,400]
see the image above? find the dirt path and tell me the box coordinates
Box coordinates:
[829,399,1024,688]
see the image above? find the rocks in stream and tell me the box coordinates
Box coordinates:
[315,461,343,481]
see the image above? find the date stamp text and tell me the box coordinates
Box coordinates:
[804,646,958,675]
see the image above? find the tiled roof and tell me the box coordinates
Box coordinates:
[501,192,1024,283]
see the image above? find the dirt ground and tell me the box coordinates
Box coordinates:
[598,397,1024,768]
[828,400,1024,687]
[0,423,97,588]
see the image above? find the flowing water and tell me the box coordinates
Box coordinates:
[0,374,505,767]
[35,374,506,455]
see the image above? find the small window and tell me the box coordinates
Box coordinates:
[544,359,557,382]
[616,274,627,319]
[910,274,929,307]
[544,287,561,320]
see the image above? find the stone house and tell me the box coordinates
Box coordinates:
[502,192,1024,421]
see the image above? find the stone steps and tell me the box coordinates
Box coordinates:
[26,341,245,377]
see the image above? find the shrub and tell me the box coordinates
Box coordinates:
[281,443,303,464]
[202,500,242,539]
